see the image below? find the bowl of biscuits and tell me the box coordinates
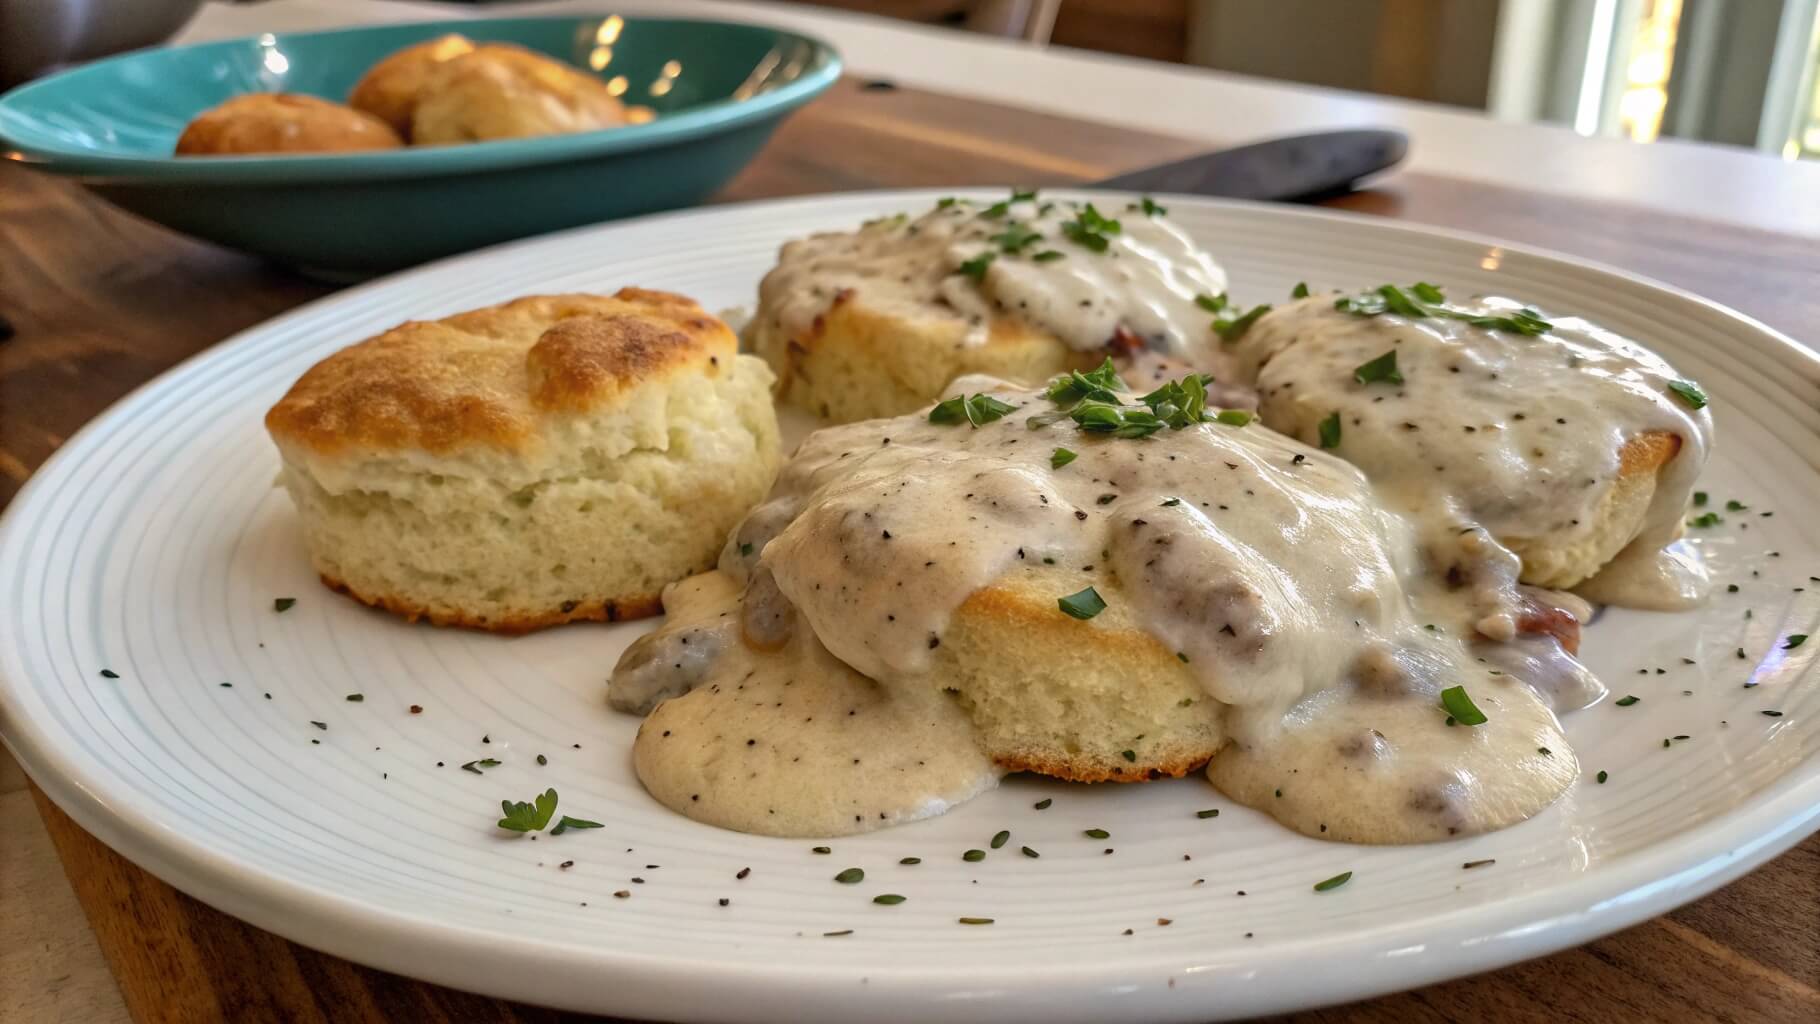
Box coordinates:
[0,15,839,276]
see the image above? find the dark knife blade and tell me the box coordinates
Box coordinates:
[1092,129,1407,202]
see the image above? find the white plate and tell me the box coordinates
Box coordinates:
[3,191,1818,1023]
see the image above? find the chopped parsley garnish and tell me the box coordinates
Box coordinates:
[990,223,1043,254]
[739,542,754,557]
[931,393,1017,427]
[550,815,603,835]
[1032,250,1065,262]
[937,196,960,208]
[1138,196,1167,216]
[1785,634,1809,649]
[1292,281,1310,299]
[1615,695,1640,706]
[1693,491,1708,507]
[1214,304,1270,343]
[899,857,921,864]
[1071,399,1163,438]
[1139,373,1214,428]
[1318,412,1342,449]
[99,669,118,679]
[1046,358,1127,403]
[874,894,906,905]
[1121,749,1137,762]
[1336,283,1552,335]
[1196,808,1220,819]
[834,867,864,884]
[964,394,1017,426]
[1195,293,1229,314]
[1596,770,1608,784]
[963,849,986,862]
[1058,586,1106,620]
[1021,846,1040,858]
[1439,685,1488,725]
[1051,447,1077,469]
[1353,350,1403,385]
[1040,364,1248,440]
[1725,499,1747,511]
[1688,512,1723,528]
[1667,379,1708,410]
[1084,828,1110,839]
[461,758,501,774]
[1034,799,1053,810]
[812,846,832,854]
[273,597,296,612]
[1061,202,1122,251]
[1313,871,1353,892]
[958,252,995,281]
[979,190,1035,219]
[990,830,1011,849]
[497,788,558,833]
[345,693,363,702]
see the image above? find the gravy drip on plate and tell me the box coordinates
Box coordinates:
[756,196,1230,362]
[1232,295,1714,612]
[612,573,1000,837]
[610,376,1601,843]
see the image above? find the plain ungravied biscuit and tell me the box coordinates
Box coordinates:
[346,33,478,138]
[409,45,627,145]
[264,289,781,632]
[175,93,404,155]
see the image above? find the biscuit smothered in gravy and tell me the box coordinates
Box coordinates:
[1230,286,1714,611]
[175,93,404,155]
[610,365,1599,842]
[750,192,1249,424]
[265,290,780,633]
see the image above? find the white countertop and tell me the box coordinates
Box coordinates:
[179,0,1820,237]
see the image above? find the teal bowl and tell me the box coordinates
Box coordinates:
[0,16,839,276]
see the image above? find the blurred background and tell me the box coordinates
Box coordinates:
[809,0,1820,159]
[3,0,1818,160]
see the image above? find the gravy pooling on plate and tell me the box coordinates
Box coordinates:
[1231,290,1715,613]
[610,371,1601,842]
[758,195,1233,361]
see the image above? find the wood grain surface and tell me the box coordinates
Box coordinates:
[2,75,1817,1023]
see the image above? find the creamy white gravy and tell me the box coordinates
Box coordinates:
[756,196,1230,361]
[1232,295,1714,609]
[610,374,1601,843]
[612,573,1000,837]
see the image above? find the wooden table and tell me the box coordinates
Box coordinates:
[2,76,1817,1024]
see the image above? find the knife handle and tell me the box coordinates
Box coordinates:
[1092,129,1409,202]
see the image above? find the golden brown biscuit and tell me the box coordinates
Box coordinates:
[264,289,781,633]
[409,45,626,145]
[750,289,1097,424]
[175,93,403,155]
[934,564,1226,783]
[346,33,477,138]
